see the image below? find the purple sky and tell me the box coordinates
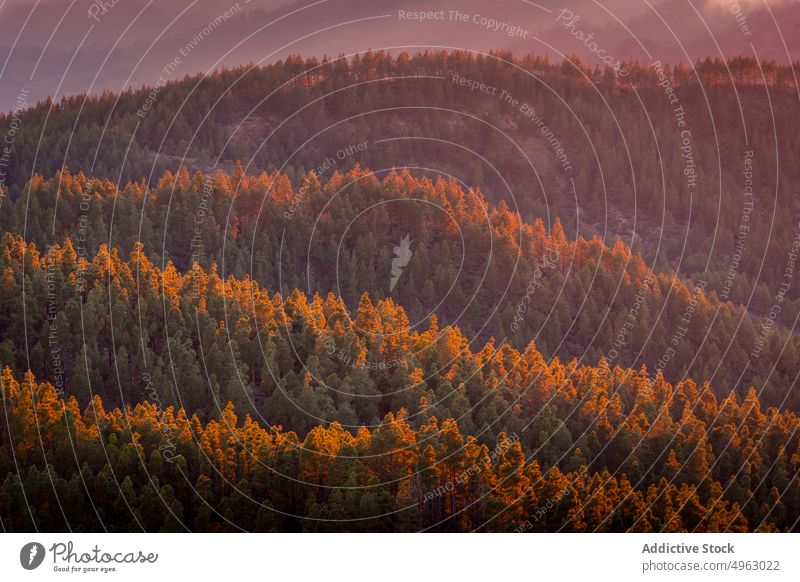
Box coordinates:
[1,0,797,110]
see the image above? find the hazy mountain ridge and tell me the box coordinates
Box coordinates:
[2,0,798,110]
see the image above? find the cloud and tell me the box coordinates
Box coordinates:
[706,0,785,6]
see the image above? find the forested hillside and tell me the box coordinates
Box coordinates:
[2,50,800,535]
[2,167,799,412]
[2,51,799,310]
[3,364,798,532]
[1,188,799,532]
[2,293,799,531]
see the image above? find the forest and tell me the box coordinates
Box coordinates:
[1,167,799,413]
[1,51,799,310]
[2,50,800,533]
[1,239,798,531]
[3,363,797,532]
[0,180,798,531]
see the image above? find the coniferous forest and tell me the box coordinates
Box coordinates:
[2,46,800,534]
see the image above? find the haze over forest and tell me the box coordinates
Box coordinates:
[2,0,800,109]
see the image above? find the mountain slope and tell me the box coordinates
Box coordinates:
[2,166,800,412]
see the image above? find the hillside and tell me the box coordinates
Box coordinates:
[1,242,798,531]
[2,48,800,536]
[2,167,800,412]
[2,51,799,315]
